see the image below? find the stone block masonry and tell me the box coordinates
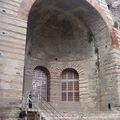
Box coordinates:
[0,0,120,120]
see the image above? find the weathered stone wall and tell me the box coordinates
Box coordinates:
[106,0,120,22]
[0,0,27,119]
[63,111,120,120]
[24,16,98,112]
[24,57,98,112]
[105,0,120,109]
[0,0,120,119]
[24,0,113,113]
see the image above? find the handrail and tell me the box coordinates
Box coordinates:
[22,96,54,120]
[41,97,65,119]
[40,102,58,120]
[22,92,67,120]
[41,101,61,119]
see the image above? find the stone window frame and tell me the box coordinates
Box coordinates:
[32,66,49,101]
[61,69,79,102]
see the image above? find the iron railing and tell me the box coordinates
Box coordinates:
[22,92,67,120]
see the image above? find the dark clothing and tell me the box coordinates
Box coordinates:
[29,99,32,108]
[28,94,32,108]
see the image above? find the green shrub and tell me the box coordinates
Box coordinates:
[114,21,118,28]
[87,31,93,43]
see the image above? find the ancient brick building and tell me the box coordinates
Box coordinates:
[0,0,120,120]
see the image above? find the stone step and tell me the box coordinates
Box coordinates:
[27,111,39,120]
[25,108,77,120]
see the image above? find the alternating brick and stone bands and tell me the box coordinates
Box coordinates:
[18,0,119,48]
[0,0,120,120]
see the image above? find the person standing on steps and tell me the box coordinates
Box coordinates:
[28,91,32,109]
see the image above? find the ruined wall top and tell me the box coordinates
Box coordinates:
[106,0,120,29]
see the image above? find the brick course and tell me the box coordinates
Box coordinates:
[0,0,120,120]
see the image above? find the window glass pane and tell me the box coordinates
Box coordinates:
[62,92,66,101]
[61,69,79,102]
[68,92,73,101]
[62,73,66,79]
[74,81,79,91]
[74,73,78,79]
[32,68,47,101]
[62,82,66,91]
[68,82,73,91]
[74,92,79,101]
[68,72,73,79]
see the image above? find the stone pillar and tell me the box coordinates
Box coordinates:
[0,0,27,119]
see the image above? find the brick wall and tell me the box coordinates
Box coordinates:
[0,0,120,119]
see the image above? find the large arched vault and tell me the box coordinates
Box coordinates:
[0,0,120,119]
[23,0,118,112]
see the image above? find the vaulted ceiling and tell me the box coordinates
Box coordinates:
[26,0,111,61]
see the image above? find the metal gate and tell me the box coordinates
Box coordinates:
[32,68,47,101]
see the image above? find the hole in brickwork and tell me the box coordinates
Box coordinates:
[2,10,6,13]
[55,58,58,61]
[16,72,20,75]
[28,51,31,55]
[2,32,5,35]
[107,4,112,10]
[108,103,111,110]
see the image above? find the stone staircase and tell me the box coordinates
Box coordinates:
[27,111,38,120]
[21,94,68,120]
[26,109,79,120]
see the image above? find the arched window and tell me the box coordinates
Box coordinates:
[32,66,49,101]
[61,69,79,102]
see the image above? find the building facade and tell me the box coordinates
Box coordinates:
[0,0,120,119]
